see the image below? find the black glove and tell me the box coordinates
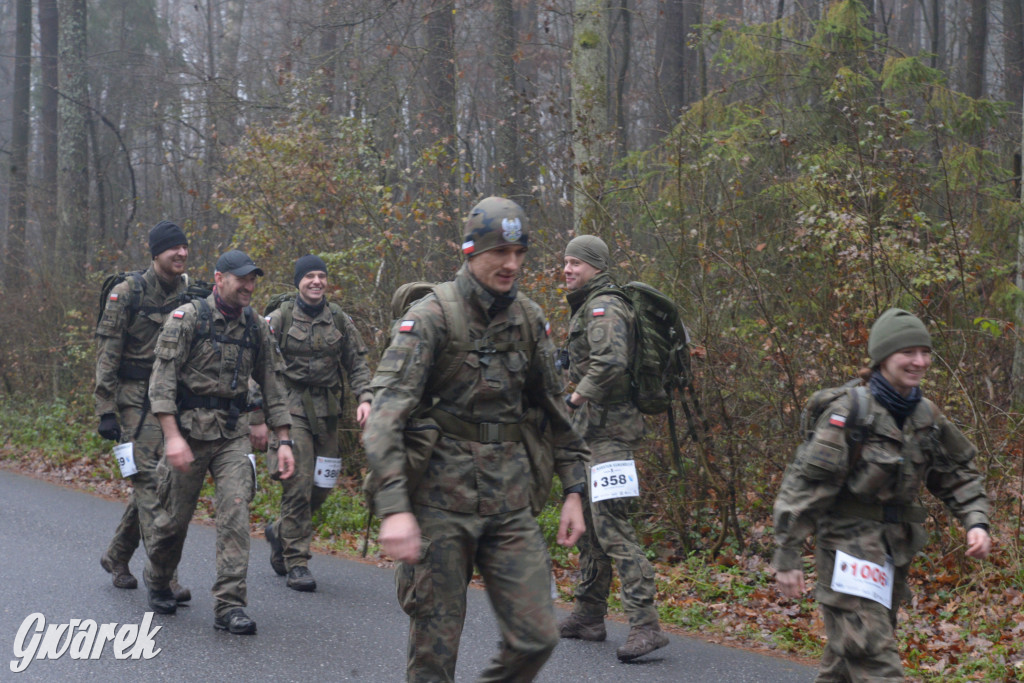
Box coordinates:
[98,413,122,442]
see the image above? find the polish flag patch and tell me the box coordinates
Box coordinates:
[399,320,416,333]
[544,321,551,337]
[592,307,605,317]
[108,293,119,301]
[172,310,186,319]
[461,241,475,254]
[828,414,847,428]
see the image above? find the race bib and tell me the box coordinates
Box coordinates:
[113,442,137,478]
[590,460,640,503]
[830,550,895,609]
[247,453,259,493]
[314,456,342,488]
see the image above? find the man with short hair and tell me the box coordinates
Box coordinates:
[94,220,193,603]
[558,234,669,661]
[364,196,589,682]
[261,254,373,592]
[146,249,295,634]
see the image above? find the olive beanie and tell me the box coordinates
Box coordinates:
[868,308,932,366]
[564,235,609,272]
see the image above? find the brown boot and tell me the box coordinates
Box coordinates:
[558,613,606,641]
[170,579,192,603]
[616,624,669,662]
[100,554,138,589]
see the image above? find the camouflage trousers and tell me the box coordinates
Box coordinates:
[104,405,165,565]
[266,413,337,571]
[145,434,255,617]
[814,546,908,682]
[570,445,658,628]
[395,505,558,683]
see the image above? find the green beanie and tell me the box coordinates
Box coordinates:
[868,308,931,366]
[564,235,609,271]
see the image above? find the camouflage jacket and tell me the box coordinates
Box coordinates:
[564,273,644,451]
[266,298,373,420]
[94,266,188,417]
[149,294,291,440]
[773,390,990,571]
[364,265,588,517]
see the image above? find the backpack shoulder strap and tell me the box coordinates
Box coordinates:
[277,300,295,347]
[429,282,466,390]
[845,384,873,469]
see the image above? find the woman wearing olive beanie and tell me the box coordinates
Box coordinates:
[773,308,991,681]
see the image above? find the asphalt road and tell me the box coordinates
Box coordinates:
[0,469,815,681]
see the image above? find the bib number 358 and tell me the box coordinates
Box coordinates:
[590,460,640,503]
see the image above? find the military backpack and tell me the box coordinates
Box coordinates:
[97,270,212,327]
[577,281,693,415]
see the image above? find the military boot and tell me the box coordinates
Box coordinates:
[100,554,138,589]
[264,523,286,576]
[616,624,669,662]
[147,587,178,615]
[287,566,316,592]
[558,613,606,641]
[214,608,256,635]
[170,579,192,604]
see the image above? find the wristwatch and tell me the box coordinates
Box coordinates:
[279,439,294,447]
[563,483,586,498]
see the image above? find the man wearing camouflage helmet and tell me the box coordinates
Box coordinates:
[773,308,991,680]
[363,196,590,682]
[94,220,193,604]
[557,235,669,661]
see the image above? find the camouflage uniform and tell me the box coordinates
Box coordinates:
[146,294,291,618]
[95,266,188,568]
[562,273,657,628]
[264,299,373,571]
[363,265,588,683]
[773,390,990,681]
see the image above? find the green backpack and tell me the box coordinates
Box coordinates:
[581,281,693,415]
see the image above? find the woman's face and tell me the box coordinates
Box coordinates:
[879,346,932,396]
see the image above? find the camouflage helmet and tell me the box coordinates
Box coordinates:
[461,197,529,256]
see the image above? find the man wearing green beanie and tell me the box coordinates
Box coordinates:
[773,308,991,680]
[558,234,669,662]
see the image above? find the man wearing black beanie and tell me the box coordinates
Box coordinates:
[95,220,192,602]
[260,254,373,592]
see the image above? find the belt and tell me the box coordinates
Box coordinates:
[832,497,927,524]
[117,360,153,381]
[430,409,522,444]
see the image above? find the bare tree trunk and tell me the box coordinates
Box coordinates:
[1006,0,1024,115]
[58,0,89,279]
[1015,86,1024,404]
[610,0,631,158]
[964,0,987,99]
[572,0,609,235]
[494,0,524,199]
[654,0,686,134]
[423,0,457,221]
[5,0,31,289]
[39,0,59,270]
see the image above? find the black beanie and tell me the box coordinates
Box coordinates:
[149,221,188,258]
[294,254,328,287]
